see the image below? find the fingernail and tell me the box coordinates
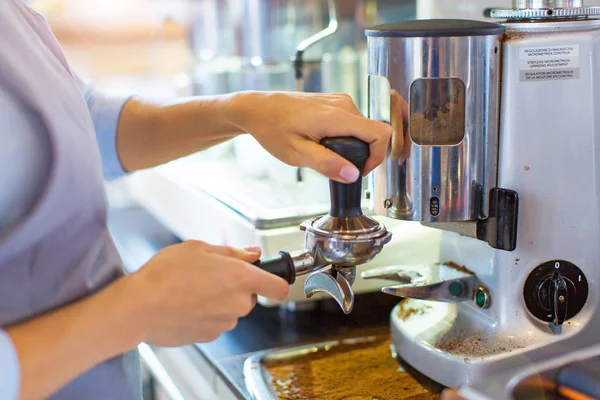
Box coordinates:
[245,246,261,253]
[340,165,360,183]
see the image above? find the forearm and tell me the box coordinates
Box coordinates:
[116,93,247,172]
[5,277,141,400]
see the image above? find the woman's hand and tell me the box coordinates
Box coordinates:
[124,241,289,346]
[5,241,285,399]
[229,91,392,183]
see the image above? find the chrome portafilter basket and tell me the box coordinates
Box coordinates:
[253,137,392,314]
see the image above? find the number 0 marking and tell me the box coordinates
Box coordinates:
[555,262,560,269]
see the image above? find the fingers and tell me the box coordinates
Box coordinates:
[187,242,287,300]
[243,264,290,301]
[193,242,262,263]
[204,251,289,301]
[297,140,361,183]
[314,111,392,177]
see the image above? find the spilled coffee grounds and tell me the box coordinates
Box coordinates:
[266,337,441,400]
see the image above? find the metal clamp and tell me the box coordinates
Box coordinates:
[362,263,488,305]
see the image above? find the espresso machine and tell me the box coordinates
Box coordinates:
[354,0,600,397]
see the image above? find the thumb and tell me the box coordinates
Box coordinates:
[299,141,361,183]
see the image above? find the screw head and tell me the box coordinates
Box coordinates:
[559,295,566,303]
[475,287,491,309]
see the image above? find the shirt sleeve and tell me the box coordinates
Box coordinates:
[0,330,19,400]
[73,74,133,181]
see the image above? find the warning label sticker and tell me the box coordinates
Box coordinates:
[519,45,580,82]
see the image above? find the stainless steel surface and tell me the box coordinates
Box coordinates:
[362,263,482,303]
[488,0,600,18]
[243,336,381,400]
[300,214,392,266]
[514,0,583,8]
[291,213,391,313]
[138,343,186,400]
[487,5,600,18]
[289,251,319,276]
[237,0,329,63]
[294,0,339,91]
[305,269,355,313]
[368,29,502,222]
[153,159,331,230]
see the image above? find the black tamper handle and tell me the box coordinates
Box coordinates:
[252,251,296,284]
[321,137,370,218]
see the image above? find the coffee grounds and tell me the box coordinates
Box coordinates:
[409,101,464,146]
[396,301,432,321]
[266,337,442,400]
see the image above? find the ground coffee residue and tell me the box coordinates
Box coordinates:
[443,262,473,275]
[396,300,432,321]
[266,337,441,400]
[435,329,528,358]
[409,101,464,146]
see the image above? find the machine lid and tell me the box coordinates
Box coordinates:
[366,19,506,38]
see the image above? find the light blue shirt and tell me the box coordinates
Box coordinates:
[0,21,130,400]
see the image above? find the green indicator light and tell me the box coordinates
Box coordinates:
[449,282,463,297]
[476,288,490,308]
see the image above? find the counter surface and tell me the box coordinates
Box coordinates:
[197,293,396,399]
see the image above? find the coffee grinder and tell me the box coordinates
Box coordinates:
[361,0,600,396]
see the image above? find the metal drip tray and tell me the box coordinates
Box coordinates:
[156,158,331,229]
[243,336,443,400]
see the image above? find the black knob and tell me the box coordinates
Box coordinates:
[320,137,370,218]
[524,260,588,326]
[252,251,296,284]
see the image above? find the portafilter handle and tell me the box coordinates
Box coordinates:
[252,251,297,284]
[252,251,319,285]
[320,137,370,218]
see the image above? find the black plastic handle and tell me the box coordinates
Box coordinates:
[550,271,568,326]
[252,251,296,284]
[321,137,370,218]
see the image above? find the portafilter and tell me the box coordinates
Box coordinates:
[252,137,392,313]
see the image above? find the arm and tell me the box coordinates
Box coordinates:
[116,91,392,183]
[5,243,287,400]
[5,277,140,400]
[116,94,240,172]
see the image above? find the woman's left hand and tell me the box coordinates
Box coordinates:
[228,91,392,183]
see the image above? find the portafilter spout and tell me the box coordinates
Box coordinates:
[252,137,392,314]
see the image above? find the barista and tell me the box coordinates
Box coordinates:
[0,1,392,399]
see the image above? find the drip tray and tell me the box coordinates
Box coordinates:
[243,336,444,400]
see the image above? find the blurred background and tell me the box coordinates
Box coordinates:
[29,0,422,261]
[27,0,524,305]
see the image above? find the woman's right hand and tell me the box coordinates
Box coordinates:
[123,241,289,346]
